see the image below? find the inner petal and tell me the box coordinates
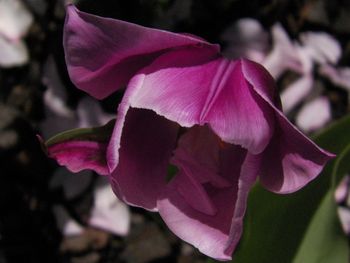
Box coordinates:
[169,125,238,215]
[172,158,217,216]
[173,125,232,188]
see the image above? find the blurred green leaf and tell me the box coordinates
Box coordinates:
[230,114,350,263]
[292,191,348,263]
[331,143,350,188]
[313,114,350,153]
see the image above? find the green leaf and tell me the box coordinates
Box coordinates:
[313,114,350,153]
[292,191,348,263]
[331,143,350,188]
[231,114,350,263]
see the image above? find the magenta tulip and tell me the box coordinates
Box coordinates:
[47,5,335,260]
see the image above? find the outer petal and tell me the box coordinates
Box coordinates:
[202,59,275,153]
[45,121,115,176]
[109,108,178,211]
[129,50,274,154]
[64,5,219,99]
[158,141,259,260]
[47,140,108,175]
[241,59,280,107]
[259,112,334,193]
[243,59,335,192]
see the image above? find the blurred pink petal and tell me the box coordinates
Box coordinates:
[42,56,75,118]
[334,176,350,235]
[296,96,331,133]
[281,75,314,113]
[263,24,302,78]
[89,178,130,236]
[0,0,33,40]
[300,31,341,64]
[335,176,350,204]
[319,65,350,91]
[0,37,28,67]
[41,56,114,138]
[337,207,350,235]
[41,56,79,137]
[294,44,314,74]
[221,18,268,62]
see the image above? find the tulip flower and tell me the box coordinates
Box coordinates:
[46,5,334,260]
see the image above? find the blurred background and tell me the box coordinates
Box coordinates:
[0,0,349,262]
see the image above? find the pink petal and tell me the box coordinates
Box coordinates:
[109,108,178,211]
[64,5,219,99]
[169,161,218,216]
[244,61,334,192]
[157,149,259,260]
[47,140,109,175]
[128,50,274,154]
[202,60,275,154]
[128,47,221,127]
[259,111,334,193]
[296,96,331,133]
[46,122,115,176]
[158,186,236,260]
[241,59,279,106]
